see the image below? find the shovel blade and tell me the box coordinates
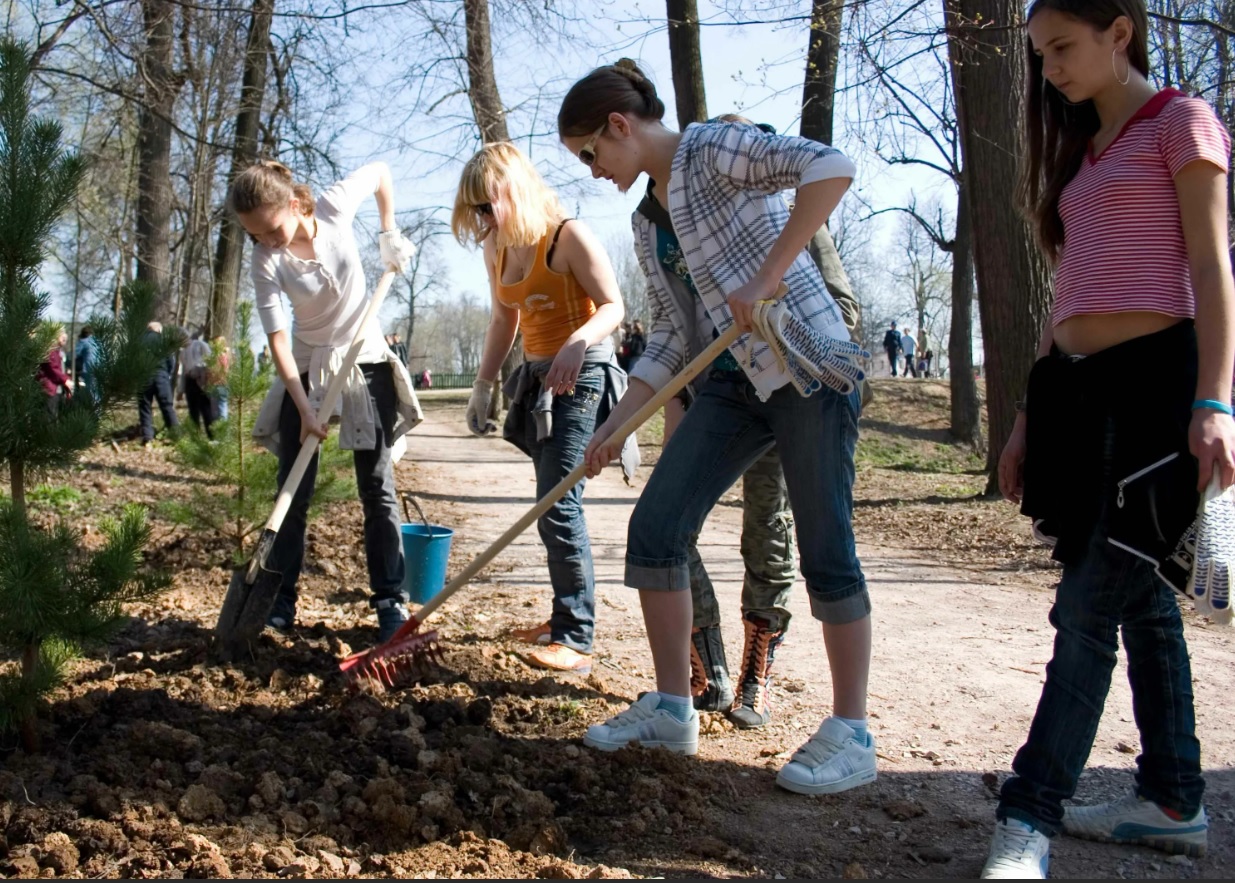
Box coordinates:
[214,562,283,661]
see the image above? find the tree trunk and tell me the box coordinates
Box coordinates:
[463,0,509,143]
[945,0,1051,495]
[666,0,708,126]
[135,0,180,319]
[209,0,275,342]
[801,0,843,145]
[948,175,981,445]
[19,643,39,753]
[462,0,516,395]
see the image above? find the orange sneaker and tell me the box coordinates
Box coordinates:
[525,643,592,674]
[510,621,552,645]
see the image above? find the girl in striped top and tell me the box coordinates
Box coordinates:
[984,0,1235,877]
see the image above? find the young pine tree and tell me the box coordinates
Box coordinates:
[165,301,354,565]
[0,40,171,752]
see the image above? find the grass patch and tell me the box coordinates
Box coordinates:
[28,484,84,511]
[635,408,665,448]
[553,699,585,720]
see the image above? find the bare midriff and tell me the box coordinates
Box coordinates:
[1052,311,1186,356]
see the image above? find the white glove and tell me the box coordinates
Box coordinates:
[378,229,416,273]
[466,379,499,436]
[1189,468,1234,625]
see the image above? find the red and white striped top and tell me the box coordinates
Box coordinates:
[1053,89,1230,325]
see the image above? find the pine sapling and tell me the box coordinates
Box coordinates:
[0,40,172,751]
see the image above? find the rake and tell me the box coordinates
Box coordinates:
[339,283,867,689]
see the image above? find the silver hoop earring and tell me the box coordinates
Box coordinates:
[1112,49,1131,86]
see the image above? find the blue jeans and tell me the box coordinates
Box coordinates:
[999,527,1204,836]
[270,363,406,609]
[627,374,868,625]
[520,363,603,653]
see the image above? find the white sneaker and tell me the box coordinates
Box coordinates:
[582,693,698,755]
[981,819,1050,879]
[774,717,877,795]
[1064,795,1208,857]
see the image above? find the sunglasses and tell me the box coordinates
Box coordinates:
[474,202,493,216]
[578,123,607,167]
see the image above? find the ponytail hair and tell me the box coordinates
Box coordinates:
[558,58,666,137]
[228,160,315,217]
[1018,0,1149,261]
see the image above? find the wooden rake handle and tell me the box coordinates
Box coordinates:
[246,269,397,581]
[411,306,764,626]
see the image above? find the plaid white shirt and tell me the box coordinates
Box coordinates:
[629,122,855,401]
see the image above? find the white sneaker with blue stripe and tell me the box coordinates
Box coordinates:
[775,717,877,795]
[1064,795,1207,857]
[981,819,1050,879]
[582,693,698,755]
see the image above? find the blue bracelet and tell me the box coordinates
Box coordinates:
[1192,398,1234,415]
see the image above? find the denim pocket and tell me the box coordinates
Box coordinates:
[561,368,603,413]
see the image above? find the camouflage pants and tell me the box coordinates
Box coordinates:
[689,446,795,633]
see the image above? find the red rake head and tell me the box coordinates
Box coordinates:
[339,619,443,690]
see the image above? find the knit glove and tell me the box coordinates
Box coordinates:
[466,379,499,436]
[749,298,869,396]
[378,229,416,273]
[1188,466,1234,625]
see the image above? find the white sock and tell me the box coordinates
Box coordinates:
[656,692,694,722]
[836,715,868,742]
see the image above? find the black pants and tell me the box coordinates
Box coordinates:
[885,347,898,376]
[269,363,406,608]
[138,373,179,442]
[184,375,215,439]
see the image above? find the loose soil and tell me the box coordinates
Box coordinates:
[1,378,1232,879]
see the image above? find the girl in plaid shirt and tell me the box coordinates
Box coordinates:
[557,60,876,797]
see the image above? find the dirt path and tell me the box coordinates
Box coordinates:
[397,400,1235,880]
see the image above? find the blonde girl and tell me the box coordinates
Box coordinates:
[451,142,629,675]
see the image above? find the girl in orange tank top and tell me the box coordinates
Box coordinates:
[494,223,597,359]
[451,142,626,675]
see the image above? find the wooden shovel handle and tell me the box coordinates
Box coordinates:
[246,270,397,580]
[412,306,763,625]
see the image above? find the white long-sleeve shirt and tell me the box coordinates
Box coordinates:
[250,163,390,373]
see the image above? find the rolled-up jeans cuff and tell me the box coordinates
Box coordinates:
[808,584,871,625]
[625,556,692,591]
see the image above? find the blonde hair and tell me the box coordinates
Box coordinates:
[228,160,315,217]
[451,142,567,251]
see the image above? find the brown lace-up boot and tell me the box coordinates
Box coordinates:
[728,613,785,729]
[689,625,734,711]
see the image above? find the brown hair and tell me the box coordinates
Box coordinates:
[1018,0,1150,261]
[557,58,666,137]
[228,160,315,217]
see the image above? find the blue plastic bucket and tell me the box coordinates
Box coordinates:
[400,523,454,604]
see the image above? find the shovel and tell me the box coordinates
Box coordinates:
[215,270,397,660]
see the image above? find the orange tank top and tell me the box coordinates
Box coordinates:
[495,223,597,357]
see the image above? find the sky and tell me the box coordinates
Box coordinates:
[26,1,950,351]
[326,1,939,325]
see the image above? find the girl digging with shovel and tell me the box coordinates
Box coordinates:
[558,61,874,788]
[231,160,423,644]
[451,142,631,676]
